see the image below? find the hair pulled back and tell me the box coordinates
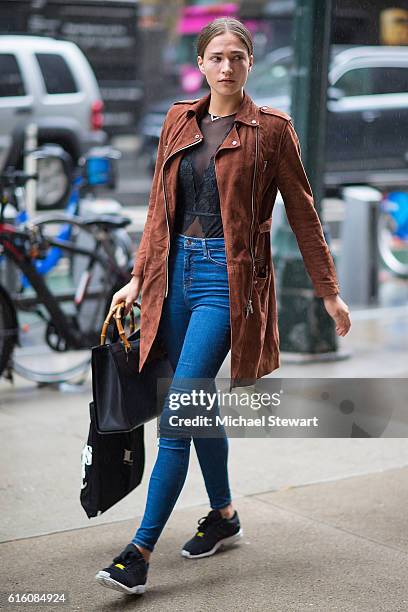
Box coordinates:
[196,17,253,59]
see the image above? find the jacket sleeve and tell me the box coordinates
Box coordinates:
[131,111,170,278]
[276,120,340,298]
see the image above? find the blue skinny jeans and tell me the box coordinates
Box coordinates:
[132,233,232,552]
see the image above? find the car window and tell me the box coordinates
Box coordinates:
[0,54,26,97]
[335,66,408,96]
[246,57,292,98]
[35,53,78,94]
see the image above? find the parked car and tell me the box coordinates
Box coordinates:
[140,45,408,192]
[0,35,106,208]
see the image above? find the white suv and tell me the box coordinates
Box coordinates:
[0,36,106,207]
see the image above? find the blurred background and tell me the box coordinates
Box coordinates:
[0,0,407,385]
[1,3,408,586]
[1,1,408,188]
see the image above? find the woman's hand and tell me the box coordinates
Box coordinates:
[323,294,351,337]
[110,275,142,315]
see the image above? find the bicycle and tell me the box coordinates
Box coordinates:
[0,169,137,385]
[1,144,132,289]
[378,191,408,278]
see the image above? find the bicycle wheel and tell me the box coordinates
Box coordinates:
[112,227,133,270]
[10,221,125,384]
[0,286,18,378]
[378,193,408,278]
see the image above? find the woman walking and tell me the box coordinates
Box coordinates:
[95,17,351,595]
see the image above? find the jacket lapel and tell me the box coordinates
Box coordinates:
[164,89,259,160]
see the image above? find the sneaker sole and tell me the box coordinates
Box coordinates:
[181,528,243,559]
[95,571,146,595]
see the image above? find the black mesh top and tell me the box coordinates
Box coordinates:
[173,111,236,238]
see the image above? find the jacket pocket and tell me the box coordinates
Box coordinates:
[253,217,272,270]
[253,217,272,290]
[254,255,269,285]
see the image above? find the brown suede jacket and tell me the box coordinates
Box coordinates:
[131,90,340,388]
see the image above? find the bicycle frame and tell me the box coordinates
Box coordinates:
[20,176,82,285]
[0,176,81,282]
[2,146,121,286]
[0,220,125,351]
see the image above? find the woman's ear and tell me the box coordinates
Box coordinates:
[197,56,206,75]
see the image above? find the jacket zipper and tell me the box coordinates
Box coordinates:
[162,138,203,297]
[161,124,258,309]
[245,125,259,318]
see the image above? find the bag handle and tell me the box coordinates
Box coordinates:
[100,300,141,351]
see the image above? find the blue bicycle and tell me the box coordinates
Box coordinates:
[0,150,137,384]
[378,191,408,278]
[2,145,132,291]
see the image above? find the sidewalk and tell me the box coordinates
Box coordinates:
[1,267,407,610]
[1,466,407,611]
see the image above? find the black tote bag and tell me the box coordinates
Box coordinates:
[80,401,145,518]
[91,302,173,434]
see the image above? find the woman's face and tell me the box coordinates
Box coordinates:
[197,32,253,97]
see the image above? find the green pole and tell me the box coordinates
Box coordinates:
[291,0,332,211]
[274,0,340,358]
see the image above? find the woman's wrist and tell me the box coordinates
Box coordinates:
[323,293,339,300]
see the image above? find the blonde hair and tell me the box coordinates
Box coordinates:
[196,17,253,59]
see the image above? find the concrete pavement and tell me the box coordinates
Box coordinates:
[1,467,407,611]
[1,299,408,610]
[1,299,408,541]
[1,164,408,611]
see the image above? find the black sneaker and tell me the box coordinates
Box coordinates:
[95,543,149,595]
[181,509,243,559]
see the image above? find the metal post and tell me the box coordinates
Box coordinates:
[338,186,382,307]
[23,123,38,218]
[274,0,344,360]
[290,0,332,211]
